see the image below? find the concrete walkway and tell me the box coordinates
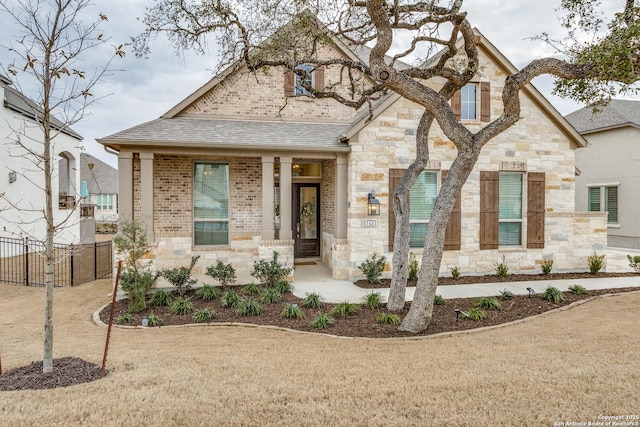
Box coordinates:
[292,248,640,303]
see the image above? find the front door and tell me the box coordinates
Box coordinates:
[293,184,320,258]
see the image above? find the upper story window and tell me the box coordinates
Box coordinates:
[452,82,491,122]
[460,84,477,120]
[588,185,618,224]
[295,64,314,96]
[284,65,324,98]
[194,162,229,245]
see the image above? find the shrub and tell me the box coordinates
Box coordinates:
[463,307,486,321]
[499,289,515,300]
[330,301,359,318]
[146,313,162,326]
[196,285,221,301]
[113,218,158,312]
[434,294,445,305]
[542,286,565,303]
[408,252,419,281]
[242,283,262,295]
[205,261,237,287]
[587,252,605,275]
[275,279,293,294]
[569,284,588,295]
[235,298,263,316]
[362,291,382,310]
[475,296,502,310]
[193,308,214,323]
[115,313,132,324]
[159,255,200,297]
[358,253,386,284]
[251,251,293,288]
[259,287,282,304]
[149,289,173,307]
[540,259,554,276]
[376,312,400,325]
[170,297,194,315]
[221,290,242,308]
[311,313,334,329]
[281,303,305,319]
[302,292,323,309]
[450,266,461,279]
[627,255,640,273]
[494,256,509,278]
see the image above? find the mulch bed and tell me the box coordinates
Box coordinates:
[0,357,104,392]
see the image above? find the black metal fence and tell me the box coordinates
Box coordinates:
[0,237,112,287]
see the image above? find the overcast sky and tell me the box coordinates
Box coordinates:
[0,1,630,168]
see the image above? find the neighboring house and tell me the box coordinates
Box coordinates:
[79,153,119,225]
[0,74,83,245]
[98,28,607,283]
[566,100,640,249]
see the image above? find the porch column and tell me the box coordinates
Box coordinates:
[261,156,275,240]
[118,150,133,221]
[139,152,154,242]
[336,155,348,239]
[279,156,293,240]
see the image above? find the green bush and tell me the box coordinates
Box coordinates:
[205,261,237,287]
[242,283,262,295]
[115,313,132,324]
[147,313,162,326]
[251,251,293,288]
[259,287,282,304]
[235,298,263,316]
[568,284,588,295]
[358,253,386,284]
[540,259,554,276]
[221,290,242,308]
[311,313,334,329]
[275,279,293,294]
[450,266,461,279]
[542,286,565,303]
[434,294,445,305]
[159,255,200,297]
[195,285,221,301]
[281,303,305,319]
[587,252,605,275]
[302,292,324,309]
[170,297,194,315]
[627,255,640,273]
[193,308,214,323]
[499,289,515,300]
[376,312,400,325]
[330,301,359,318]
[494,256,509,278]
[408,252,419,281]
[475,296,502,310]
[463,308,486,321]
[114,218,158,313]
[362,291,382,310]
[149,289,173,307]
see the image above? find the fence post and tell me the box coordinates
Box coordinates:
[69,244,74,287]
[24,238,29,286]
[94,242,98,281]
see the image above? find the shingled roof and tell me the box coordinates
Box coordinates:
[565,99,640,134]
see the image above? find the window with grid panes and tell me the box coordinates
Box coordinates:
[499,172,523,246]
[409,171,438,247]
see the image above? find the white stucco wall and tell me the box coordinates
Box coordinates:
[0,85,82,245]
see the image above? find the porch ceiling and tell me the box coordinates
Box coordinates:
[98,117,351,153]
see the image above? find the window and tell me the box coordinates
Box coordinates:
[295,64,314,96]
[588,185,618,224]
[96,194,114,210]
[194,162,229,245]
[460,84,477,120]
[409,171,438,247]
[498,173,523,246]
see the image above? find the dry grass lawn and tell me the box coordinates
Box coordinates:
[1,280,639,427]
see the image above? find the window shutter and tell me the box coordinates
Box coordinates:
[479,171,499,249]
[526,172,545,249]
[284,71,295,97]
[452,90,461,120]
[480,82,490,122]
[442,170,461,251]
[388,169,406,251]
[314,66,324,90]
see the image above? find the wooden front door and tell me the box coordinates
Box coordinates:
[293,184,320,258]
